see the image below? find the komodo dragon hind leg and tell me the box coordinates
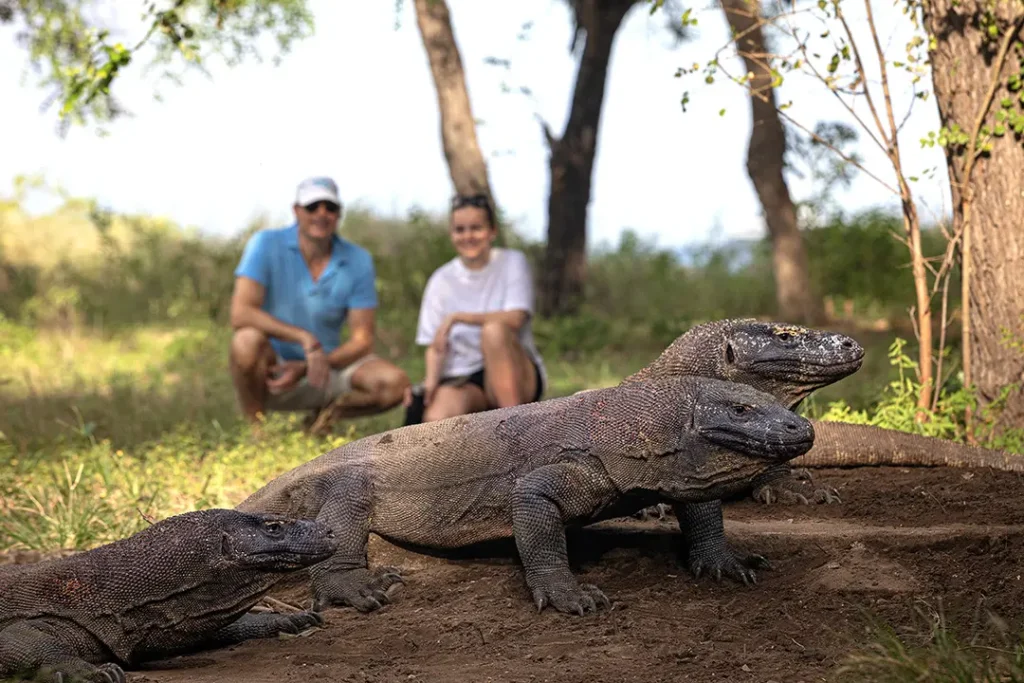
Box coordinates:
[307,468,404,613]
[674,500,770,585]
[750,465,842,505]
[0,621,124,683]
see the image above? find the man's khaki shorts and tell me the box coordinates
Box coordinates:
[265,353,378,412]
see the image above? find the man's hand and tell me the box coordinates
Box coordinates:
[266,360,306,395]
[303,336,330,390]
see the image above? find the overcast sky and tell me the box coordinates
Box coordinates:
[0,0,953,251]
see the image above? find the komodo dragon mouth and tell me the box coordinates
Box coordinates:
[750,357,863,377]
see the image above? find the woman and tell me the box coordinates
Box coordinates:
[407,193,546,423]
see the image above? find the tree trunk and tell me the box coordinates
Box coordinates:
[539,0,636,317]
[925,0,1024,433]
[720,0,824,324]
[413,0,494,202]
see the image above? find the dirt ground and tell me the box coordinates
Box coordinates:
[15,465,1024,683]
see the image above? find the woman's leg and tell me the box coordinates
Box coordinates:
[479,320,539,409]
[423,382,489,422]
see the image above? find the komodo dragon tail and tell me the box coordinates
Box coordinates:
[791,420,1024,472]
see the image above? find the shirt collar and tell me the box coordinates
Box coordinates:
[286,223,348,265]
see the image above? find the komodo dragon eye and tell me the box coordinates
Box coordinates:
[730,404,749,416]
[777,332,793,342]
[262,521,284,536]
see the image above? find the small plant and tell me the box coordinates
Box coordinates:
[817,337,1024,453]
[837,601,1024,682]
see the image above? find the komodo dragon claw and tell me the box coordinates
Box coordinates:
[753,480,842,505]
[634,503,674,522]
[44,662,125,683]
[532,582,612,616]
[312,566,405,613]
[689,545,771,586]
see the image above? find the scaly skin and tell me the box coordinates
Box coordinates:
[620,318,865,585]
[236,376,815,617]
[0,510,337,683]
[794,420,1024,471]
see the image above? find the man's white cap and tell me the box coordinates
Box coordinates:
[295,176,342,207]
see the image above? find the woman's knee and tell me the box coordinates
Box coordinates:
[479,320,521,356]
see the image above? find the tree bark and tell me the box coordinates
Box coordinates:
[413,0,494,202]
[539,0,636,317]
[720,0,824,324]
[924,0,1024,433]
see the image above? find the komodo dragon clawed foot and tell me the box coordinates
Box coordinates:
[688,544,770,586]
[752,476,841,506]
[530,577,612,616]
[37,662,126,683]
[633,503,674,522]
[214,610,324,644]
[312,566,404,613]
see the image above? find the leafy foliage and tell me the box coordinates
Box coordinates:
[1,0,314,133]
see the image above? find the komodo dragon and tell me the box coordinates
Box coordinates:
[626,317,1024,486]
[235,376,815,616]
[618,317,1024,585]
[0,509,338,683]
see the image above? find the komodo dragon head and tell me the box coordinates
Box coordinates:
[624,318,865,409]
[592,377,816,502]
[205,509,340,572]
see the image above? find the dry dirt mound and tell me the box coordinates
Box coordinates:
[67,467,1024,681]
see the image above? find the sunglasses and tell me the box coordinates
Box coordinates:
[303,200,341,214]
[450,193,491,211]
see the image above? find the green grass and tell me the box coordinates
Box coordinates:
[0,318,659,553]
[837,602,1024,683]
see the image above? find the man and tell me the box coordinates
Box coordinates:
[229,176,410,432]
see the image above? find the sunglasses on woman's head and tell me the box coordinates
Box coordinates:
[450,194,491,211]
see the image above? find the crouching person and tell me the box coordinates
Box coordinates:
[404,193,547,424]
[229,176,409,433]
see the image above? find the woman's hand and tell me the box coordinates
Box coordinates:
[430,314,460,356]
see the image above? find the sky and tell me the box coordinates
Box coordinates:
[0,0,954,252]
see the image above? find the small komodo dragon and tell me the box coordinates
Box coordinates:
[0,509,338,683]
[235,376,815,616]
[619,317,1024,585]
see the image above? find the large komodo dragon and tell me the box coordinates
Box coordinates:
[235,376,815,616]
[620,317,1024,585]
[0,509,338,683]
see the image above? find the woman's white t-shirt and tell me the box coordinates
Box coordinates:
[415,247,547,391]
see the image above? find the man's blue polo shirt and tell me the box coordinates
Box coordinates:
[234,224,378,361]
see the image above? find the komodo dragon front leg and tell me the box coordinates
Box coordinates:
[675,500,770,584]
[512,458,621,616]
[0,620,125,683]
[306,467,403,612]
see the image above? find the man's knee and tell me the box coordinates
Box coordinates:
[230,327,270,372]
[355,360,409,407]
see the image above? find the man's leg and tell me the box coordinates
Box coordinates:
[229,327,277,423]
[479,320,538,409]
[308,357,411,434]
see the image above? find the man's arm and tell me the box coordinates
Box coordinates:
[325,307,375,370]
[230,276,318,350]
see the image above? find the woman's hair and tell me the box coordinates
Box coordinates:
[450,193,496,228]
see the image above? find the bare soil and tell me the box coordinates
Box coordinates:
[46,467,1024,681]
